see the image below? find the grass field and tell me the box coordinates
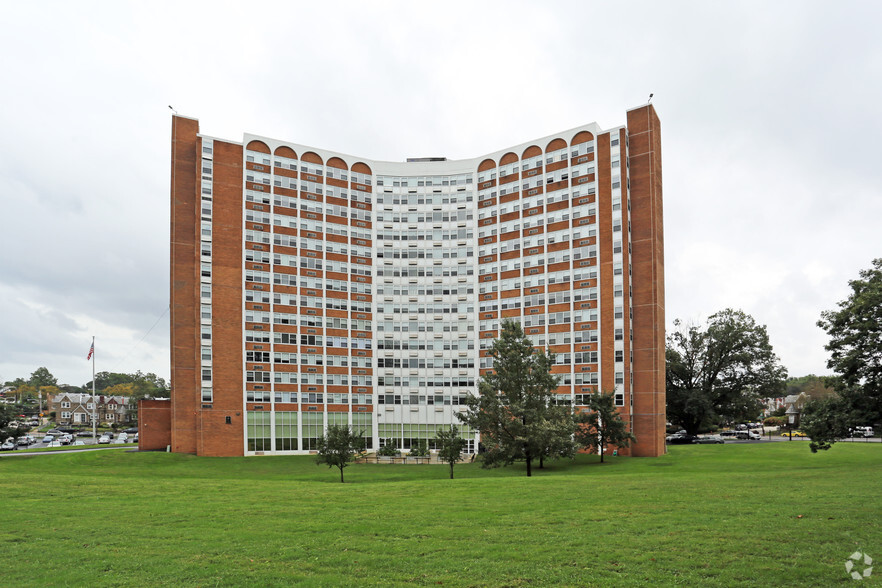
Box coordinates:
[1,443,880,587]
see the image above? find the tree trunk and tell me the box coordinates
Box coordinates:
[599,440,605,463]
[449,462,454,479]
[526,456,532,477]
[539,455,544,469]
[339,466,345,483]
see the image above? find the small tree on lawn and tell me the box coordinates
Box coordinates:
[459,319,577,476]
[315,425,365,483]
[435,425,467,479]
[576,391,636,463]
[800,394,854,453]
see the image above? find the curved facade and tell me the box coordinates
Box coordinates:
[163,105,665,457]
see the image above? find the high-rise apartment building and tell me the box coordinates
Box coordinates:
[147,105,664,457]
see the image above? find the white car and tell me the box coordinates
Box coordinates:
[98,435,111,444]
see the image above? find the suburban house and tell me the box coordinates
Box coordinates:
[782,393,809,429]
[50,393,132,426]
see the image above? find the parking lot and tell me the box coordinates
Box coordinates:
[2,429,138,453]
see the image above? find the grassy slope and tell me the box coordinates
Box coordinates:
[1,444,879,587]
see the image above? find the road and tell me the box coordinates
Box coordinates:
[689,435,881,445]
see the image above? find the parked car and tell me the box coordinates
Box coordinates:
[851,427,875,438]
[118,432,129,442]
[98,435,111,444]
[16,435,36,446]
[133,433,139,443]
[719,430,737,438]
[747,431,762,440]
[666,434,699,444]
[697,435,724,444]
[781,430,807,437]
[124,427,138,434]
[42,435,55,444]
[1,441,15,451]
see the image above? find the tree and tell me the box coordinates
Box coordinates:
[535,403,580,468]
[315,425,365,483]
[85,371,168,395]
[458,320,577,476]
[13,384,38,405]
[28,367,58,388]
[104,383,138,396]
[435,425,467,479]
[800,395,854,453]
[0,403,28,441]
[666,309,788,434]
[784,375,836,402]
[29,367,57,388]
[575,391,637,463]
[817,258,882,423]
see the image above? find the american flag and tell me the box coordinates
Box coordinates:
[87,342,94,361]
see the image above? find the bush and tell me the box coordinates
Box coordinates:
[764,416,786,427]
[409,439,429,457]
[377,441,400,457]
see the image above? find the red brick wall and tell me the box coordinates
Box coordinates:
[627,104,666,457]
[170,116,200,453]
[139,399,171,451]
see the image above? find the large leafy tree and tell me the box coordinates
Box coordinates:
[315,425,366,483]
[29,367,57,388]
[817,258,882,423]
[458,319,576,477]
[435,425,468,479]
[576,391,636,463]
[666,309,787,434]
[0,404,28,441]
[85,371,168,394]
[785,374,836,399]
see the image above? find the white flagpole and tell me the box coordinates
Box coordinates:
[91,336,97,443]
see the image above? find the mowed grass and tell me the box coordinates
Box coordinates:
[1,444,880,587]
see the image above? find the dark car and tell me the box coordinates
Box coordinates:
[666,434,699,444]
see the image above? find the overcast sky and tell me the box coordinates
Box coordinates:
[1,1,880,388]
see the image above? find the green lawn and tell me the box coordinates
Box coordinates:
[1,443,879,587]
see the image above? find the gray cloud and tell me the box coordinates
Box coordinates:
[1,0,880,385]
